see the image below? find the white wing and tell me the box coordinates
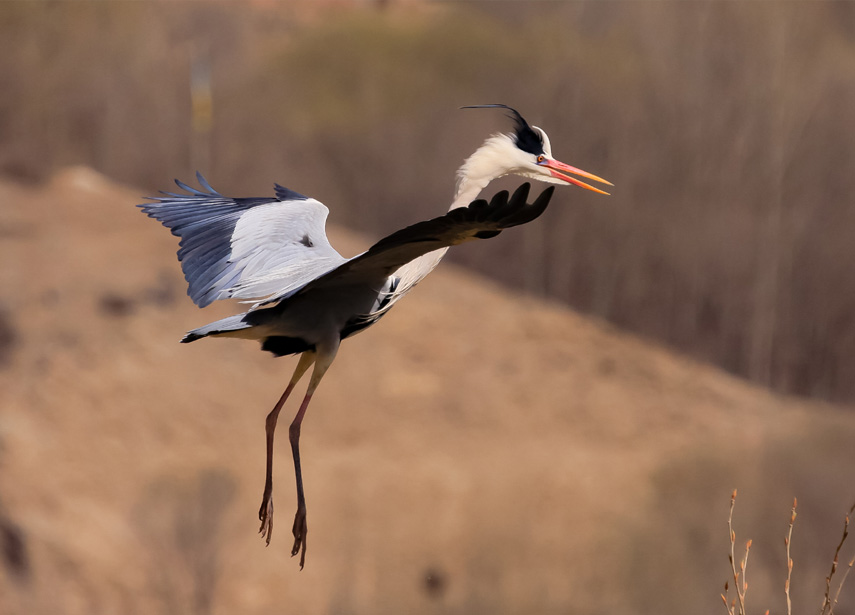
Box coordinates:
[139,173,346,307]
[226,200,346,303]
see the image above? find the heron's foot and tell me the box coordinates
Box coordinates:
[258,493,274,545]
[291,507,307,569]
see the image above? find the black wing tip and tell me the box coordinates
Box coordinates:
[507,184,554,228]
[471,182,552,230]
[460,104,544,156]
[511,182,532,200]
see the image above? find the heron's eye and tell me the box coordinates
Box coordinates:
[537,155,545,164]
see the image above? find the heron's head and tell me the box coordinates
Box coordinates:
[459,104,612,195]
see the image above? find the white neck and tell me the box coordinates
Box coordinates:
[449,134,523,211]
[450,174,492,211]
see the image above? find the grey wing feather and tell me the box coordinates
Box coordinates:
[138,172,345,307]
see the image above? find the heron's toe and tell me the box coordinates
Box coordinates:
[291,508,307,569]
[258,497,274,545]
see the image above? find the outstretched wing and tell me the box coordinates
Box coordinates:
[139,172,345,307]
[257,183,553,310]
[342,183,552,280]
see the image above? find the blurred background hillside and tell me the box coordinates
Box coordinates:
[1,2,855,615]
[3,0,855,403]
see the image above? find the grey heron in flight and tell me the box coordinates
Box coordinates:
[139,105,611,568]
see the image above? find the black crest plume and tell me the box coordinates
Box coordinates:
[460,104,545,156]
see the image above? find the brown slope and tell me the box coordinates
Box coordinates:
[0,167,853,615]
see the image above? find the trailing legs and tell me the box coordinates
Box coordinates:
[258,352,314,546]
[258,340,339,569]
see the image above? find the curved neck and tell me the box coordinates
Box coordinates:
[448,134,519,211]
[450,174,492,211]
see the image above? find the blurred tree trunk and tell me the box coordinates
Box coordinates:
[748,11,791,387]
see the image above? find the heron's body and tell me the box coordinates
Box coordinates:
[139,105,611,568]
[186,272,394,353]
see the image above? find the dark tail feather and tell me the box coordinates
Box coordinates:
[180,313,251,344]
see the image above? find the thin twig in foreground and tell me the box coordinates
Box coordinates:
[785,497,797,615]
[725,489,751,615]
[821,502,855,615]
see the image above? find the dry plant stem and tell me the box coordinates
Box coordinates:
[785,497,797,615]
[743,540,752,598]
[830,558,855,614]
[722,579,737,615]
[727,489,749,615]
[721,589,734,615]
[821,502,855,615]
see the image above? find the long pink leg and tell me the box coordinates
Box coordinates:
[288,342,338,569]
[258,351,314,545]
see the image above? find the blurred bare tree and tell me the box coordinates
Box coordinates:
[1,1,854,404]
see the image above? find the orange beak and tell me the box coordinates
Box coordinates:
[541,159,612,195]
